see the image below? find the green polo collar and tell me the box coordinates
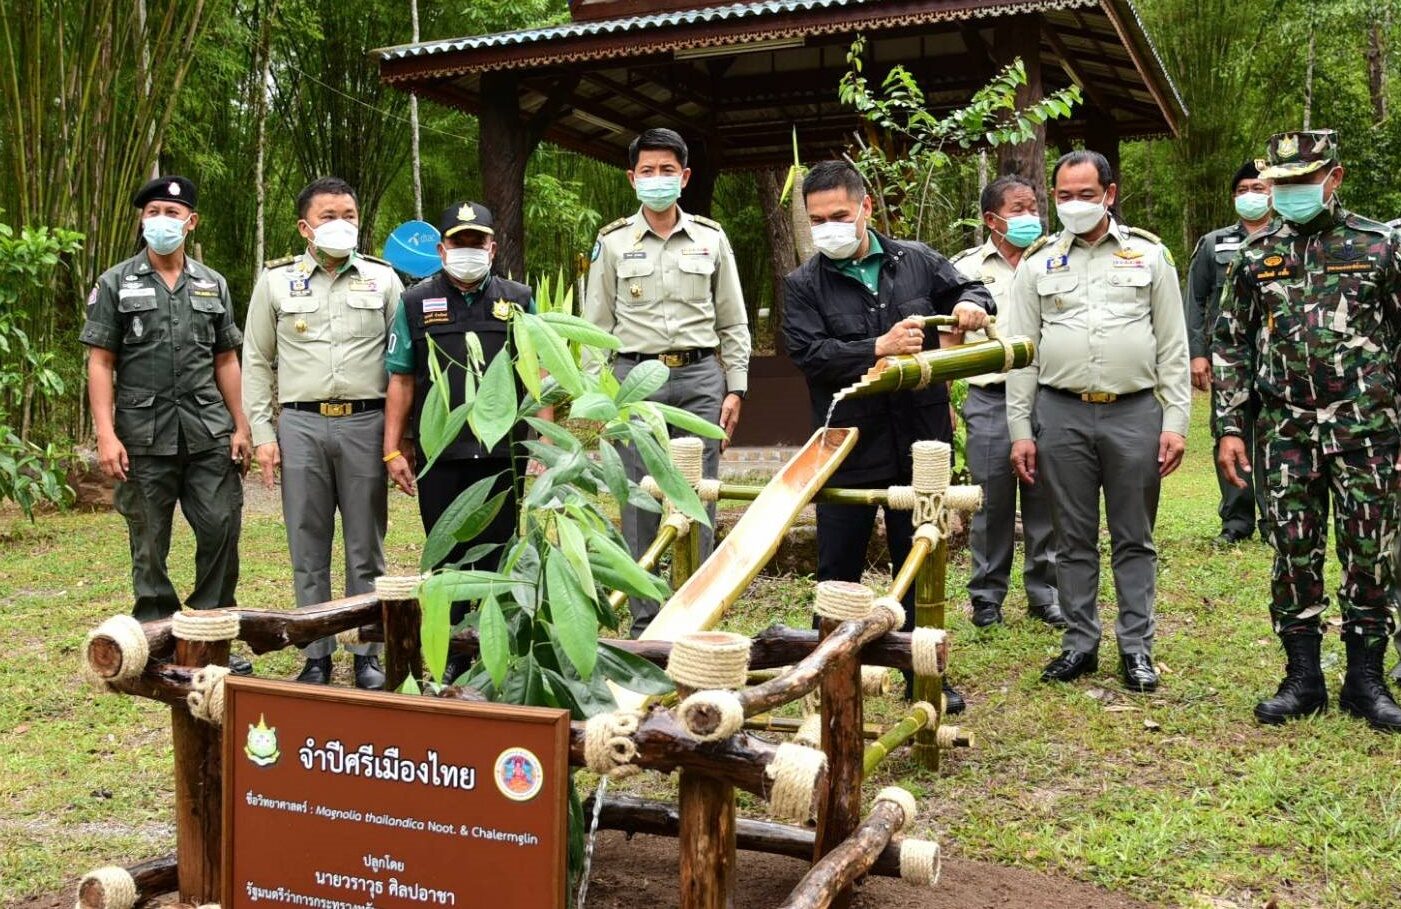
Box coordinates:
[835,231,883,294]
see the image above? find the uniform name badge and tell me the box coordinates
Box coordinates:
[492,298,513,321]
[349,278,378,293]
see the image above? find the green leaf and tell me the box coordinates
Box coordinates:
[396,674,422,696]
[616,359,668,405]
[625,422,708,526]
[544,547,598,680]
[597,440,631,509]
[419,578,452,684]
[650,402,726,440]
[526,315,586,397]
[421,472,507,570]
[596,642,676,695]
[419,569,514,608]
[569,391,619,423]
[524,417,583,451]
[452,490,509,543]
[512,316,543,400]
[467,348,518,452]
[418,384,450,460]
[554,514,597,603]
[539,311,620,349]
[478,594,510,688]
[417,403,470,480]
[587,532,670,601]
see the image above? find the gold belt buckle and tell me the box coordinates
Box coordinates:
[660,353,686,369]
[1081,392,1118,404]
[319,402,352,417]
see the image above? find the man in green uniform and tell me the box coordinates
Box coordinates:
[82,176,252,673]
[243,177,403,689]
[1215,130,1401,731]
[584,128,752,638]
[1185,161,1273,545]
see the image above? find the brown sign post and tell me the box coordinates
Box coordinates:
[222,677,569,909]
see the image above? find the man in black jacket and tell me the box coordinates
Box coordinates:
[782,161,995,710]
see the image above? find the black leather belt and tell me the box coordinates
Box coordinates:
[284,399,386,417]
[618,348,715,368]
[1039,386,1151,404]
[971,383,1005,395]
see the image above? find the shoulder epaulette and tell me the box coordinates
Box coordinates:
[264,255,296,269]
[1344,211,1393,236]
[949,245,983,264]
[1023,235,1052,258]
[358,253,392,267]
[689,213,723,231]
[1126,226,1163,245]
[598,217,630,237]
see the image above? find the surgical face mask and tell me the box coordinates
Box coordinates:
[311,218,359,258]
[1234,192,1271,222]
[811,219,863,259]
[1270,171,1336,224]
[1056,197,1109,235]
[998,213,1043,248]
[142,215,189,255]
[635,175,682,212]
[443,246,491,284]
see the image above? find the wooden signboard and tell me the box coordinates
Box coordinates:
[222,677,569,909]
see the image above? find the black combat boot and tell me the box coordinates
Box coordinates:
[1339,635,1401,732]
[1254,634,1327,724]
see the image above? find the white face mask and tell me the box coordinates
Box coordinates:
[311,218,359,258]
[1056,197,1109,235]
[443,246,492,284]
[811,219,863,259]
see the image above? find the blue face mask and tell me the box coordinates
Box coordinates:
[142,215,189,255]
[635,175,682,212]
[1271,171,1335,224]
[1234,192,1271,222]
[999,213,1043,248]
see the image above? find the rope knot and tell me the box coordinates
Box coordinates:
[875,785,920,832]
[82,615,149,689]
[583,710,644,778]
[374,574,422,599]
[912,628,947,678]
[76,866,137,909]
[187,665,231,726]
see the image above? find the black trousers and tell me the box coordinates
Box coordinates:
[415,455,519,624]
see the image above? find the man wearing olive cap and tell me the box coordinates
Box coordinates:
[1215,129,1401,731]
[80,177,253,672]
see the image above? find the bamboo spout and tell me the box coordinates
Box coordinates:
[834,337,1035,402]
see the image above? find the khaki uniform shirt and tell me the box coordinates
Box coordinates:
[950,240,1017,388]
[1004,219,1191,441]
[584,207,751,393]
[242,251,403,447]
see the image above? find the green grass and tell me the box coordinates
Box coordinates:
[3,391,1400,907]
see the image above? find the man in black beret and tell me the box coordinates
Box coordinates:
[81,176,253,673]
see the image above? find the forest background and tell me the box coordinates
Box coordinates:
[1,0,1400,486]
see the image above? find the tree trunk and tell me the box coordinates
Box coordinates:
[1367,13,1388,124]
[995,15,1047,221]
[409,0,423,220]
[757,167,798,337]
[252,0,278,274]
[1304,30,1316,131]
[480,72,531,282]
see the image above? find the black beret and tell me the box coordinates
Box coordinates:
[1231,160,1261,191]
[132,176,197,211]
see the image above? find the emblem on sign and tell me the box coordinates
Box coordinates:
[494,747,543,802]
[244,714,280,767]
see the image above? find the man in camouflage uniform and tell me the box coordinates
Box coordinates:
[1215,130,1401,732]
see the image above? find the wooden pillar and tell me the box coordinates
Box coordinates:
[813,616,862,909]
[995,14,1048,218]
[172,636,227,904]
[672,527,736,909]
[480,72,531,283]
[381,591,423,690]
[911,539,947,771]
[1084,114,1122,185]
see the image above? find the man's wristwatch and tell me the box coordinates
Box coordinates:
[728,389,747,400]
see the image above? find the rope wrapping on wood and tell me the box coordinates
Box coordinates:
[899,838,943,887]
[666,632,751,690]
[374,575,421,599]
[170,609,239,642]
[661,510,692,538]
[813,580,874,622]
[83,615,149,686]
[678,690,744,742]
[911,440,951,496]
[696,478,723,502]
[912,494,942,528]
[75,866,137,909]
[913,522,942,549]
[875,785,920,832]
[872,596,906,632]
[912,628,946,678]
[640,475,664,500]
[862,666,894,696]
[765,742,826,823]
[885,485,917,510]
[793,712,822,748]
[187,665,231,726]
[583,710,643,778]
[936,725,970,749]
[670,436,705,486]
[910,700,939,731]
[944,485,984,514]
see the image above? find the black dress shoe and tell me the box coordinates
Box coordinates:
[1041,649,1098,683]
[228,653,254,676]
[942,682,967,715]
[1212,530,1251,547]
[355,655,385,691]
[1120,653,1159,693]
[295,655,332,685]
[971,601,1004,627]
[1028,603,1068,628]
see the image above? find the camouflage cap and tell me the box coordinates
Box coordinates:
[1257,130,1339,180]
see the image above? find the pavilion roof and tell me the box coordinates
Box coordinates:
[375,0,1185,169]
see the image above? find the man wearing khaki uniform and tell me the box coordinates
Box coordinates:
[1005,151,1191,693]
[584,128,751,637]
[243,176,403,688]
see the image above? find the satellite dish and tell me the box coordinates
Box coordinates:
[382,220,442,278]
